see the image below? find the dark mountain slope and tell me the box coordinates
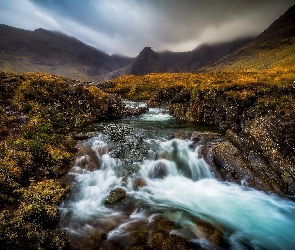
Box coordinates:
[108,37,253,78]
[0,24,133,81]
[207,4,295,71]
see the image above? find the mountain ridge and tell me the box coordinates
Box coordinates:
[206,4,295,72]
[0,24,133,81]
[1,4,294,80]
[107,37,254,78]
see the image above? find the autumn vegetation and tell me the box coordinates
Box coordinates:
[0,72,116,249]
[103,69,295,104]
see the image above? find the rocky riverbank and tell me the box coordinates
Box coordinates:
[104,71,295,196]
[169,83,295,196]
[0,72,145,249]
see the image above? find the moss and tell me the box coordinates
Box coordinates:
[0,71,117,249]
[0,180,71,250]
[104,70,295,103]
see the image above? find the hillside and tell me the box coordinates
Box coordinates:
[207,4,295,71]
[108,38,253,78]
[0,25,133,81]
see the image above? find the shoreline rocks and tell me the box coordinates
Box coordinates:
[168,84,295,196]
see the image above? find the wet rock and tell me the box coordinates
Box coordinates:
[72,132,98,140]
[103,123,150,172]
[171,131,221,145]
[191,218,225,249]
[121,176,129,186]
[211,141,282,193]
[124,106,148,117]
[104,123,134,143]
[147,232,195,250]
[137,178,147,187]
[171,131,189,140]
[132,178,147,189]
[225,129,244,149]
[171,91,191,103]
[74,145,102,171]
[104,187,127,205]
[191,131,221,144]
[212,141,253,185]
[149,161,167,179]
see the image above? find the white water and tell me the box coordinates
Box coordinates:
[140,107,172,121]
[59,107,295,249]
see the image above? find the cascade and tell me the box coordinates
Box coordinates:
[59,104,295,249]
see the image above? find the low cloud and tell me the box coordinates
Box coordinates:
[0,0,293,56]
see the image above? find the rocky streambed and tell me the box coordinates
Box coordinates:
[58,106,295,250]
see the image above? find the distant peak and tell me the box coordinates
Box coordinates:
[141,46,154,52]
[138,46,156,56]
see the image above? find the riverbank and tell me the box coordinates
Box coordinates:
[0,71,137,249]
[104,70,295,196]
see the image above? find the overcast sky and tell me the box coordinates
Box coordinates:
[0,0,294,57]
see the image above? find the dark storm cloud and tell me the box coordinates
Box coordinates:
[0,0,294,56]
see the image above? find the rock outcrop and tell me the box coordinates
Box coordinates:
[169,83,295,196]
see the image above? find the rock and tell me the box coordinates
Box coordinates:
[149,161,167,179]
[225,129,243,149]
[121,176,129,186]
[168,84,295,196]
[212,142,254,186]
[240,113,295,194]
[104,187,127,205]
[72,132,98,140]
[211,141,282,193]
[191,131,221,143]
[171,91,191,103]
[124,106,148,117]
[171,131,190,140]
[153,89,177,103]
[137,178,147,187]
[132,178,147,189]
[74,145,102,171]
[106,94,126,118]
[148,232,195,250]
[191,217,225,249]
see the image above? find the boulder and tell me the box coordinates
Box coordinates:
[171,91,191,103]
[104,187,126,205]
[149,161,167,179]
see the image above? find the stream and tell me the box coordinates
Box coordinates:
[58,103,295,250]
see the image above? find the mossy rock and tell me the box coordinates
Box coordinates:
[104,187,127,205]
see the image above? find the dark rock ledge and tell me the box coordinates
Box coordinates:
[169,86,295,196]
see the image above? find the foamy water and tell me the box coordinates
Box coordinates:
[59,106,295,249]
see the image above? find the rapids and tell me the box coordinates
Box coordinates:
[58,104,295,250]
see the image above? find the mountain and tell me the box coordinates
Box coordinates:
[207,4,295,71]
[1,4,294,80]
[0,24,133,81]
[107,37,253,78]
